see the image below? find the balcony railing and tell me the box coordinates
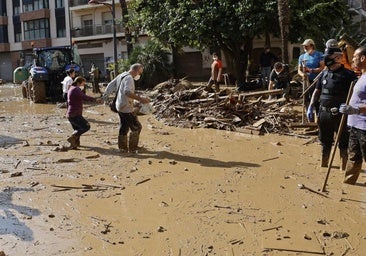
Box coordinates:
[71,24,124,37]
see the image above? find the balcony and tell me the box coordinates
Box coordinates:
[20,9,50,22]
[0,43,10,52]
[71,23,124,38]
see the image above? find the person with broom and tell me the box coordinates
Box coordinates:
[307,47,357,170]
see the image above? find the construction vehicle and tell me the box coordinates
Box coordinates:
[13,45,82,103]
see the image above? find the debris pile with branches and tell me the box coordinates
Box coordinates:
[147,79,315,136]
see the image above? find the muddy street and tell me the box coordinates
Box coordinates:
[0,83,366,256]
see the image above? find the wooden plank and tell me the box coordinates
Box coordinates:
[252,118,266,128]
[235,127,262,135]
[289,122,318,128]
[239,89,283,98]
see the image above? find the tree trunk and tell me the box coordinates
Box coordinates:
[222,38,253,89]
[265,31,271,48]
[170,44,180,78]
[278,0,290,63]
[119,0,133,57]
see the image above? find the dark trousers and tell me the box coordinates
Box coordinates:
[118,112,142,136]
[318,108,349,150]
[207,78,220,91]
[68,115,91,137]
[344,127,366,184]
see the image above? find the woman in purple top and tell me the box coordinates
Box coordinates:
[67,76,102,149]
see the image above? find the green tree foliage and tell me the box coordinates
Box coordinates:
[120,40,172,88]
[289,0,352,49]
[132,0,351,82]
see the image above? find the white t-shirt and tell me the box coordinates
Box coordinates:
[62,76,73,93]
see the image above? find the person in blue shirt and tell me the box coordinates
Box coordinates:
[298,39,325,117]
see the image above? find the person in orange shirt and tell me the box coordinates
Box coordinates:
[206,53,223,92]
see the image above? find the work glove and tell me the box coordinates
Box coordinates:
[306,106,314,122]
[339,104,360,115]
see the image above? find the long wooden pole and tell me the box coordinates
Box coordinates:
[302,77,308,124]
[301,60,308,124]
[321,80,357,192]
[299,70,324,98]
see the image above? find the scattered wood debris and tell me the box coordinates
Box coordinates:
[51,183,125,192]
[298,183,329,198]
[148,79,317,136]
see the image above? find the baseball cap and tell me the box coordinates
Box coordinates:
[301,39,315,46]
[325,39,338,48]
[324,47,342,57]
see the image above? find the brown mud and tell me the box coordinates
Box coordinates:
[0,84,365,256]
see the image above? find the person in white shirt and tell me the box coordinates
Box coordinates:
[62,68,76,102]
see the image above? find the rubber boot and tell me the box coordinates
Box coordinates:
[129,131,140,153]
[215,84,220,93]
[67,134,78,149]
[205,85,213,93]
[321,146,331,168]
[339,148,348,171]
[118,135,128,153]
[75,136,80,147]
[344,161,362,185]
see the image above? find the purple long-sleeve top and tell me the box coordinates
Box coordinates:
[67,86,95,117]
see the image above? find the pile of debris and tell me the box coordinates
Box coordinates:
[147,79,316,136]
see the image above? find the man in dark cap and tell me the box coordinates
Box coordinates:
[307,47,357,169]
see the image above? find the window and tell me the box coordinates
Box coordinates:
[102,11,112,25]
[13,0,20,15]
[56,17,66,37]
[0,1,7,16]
[55,0,65,8]
[102,12,112,33]
[23,0,49,12]
[24,19,50,41]
[13,16,22,42]
[55,6,66,38]
[0,25,8,43]
[82,15,93,36]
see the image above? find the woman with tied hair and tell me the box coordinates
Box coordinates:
[66,76,102,149]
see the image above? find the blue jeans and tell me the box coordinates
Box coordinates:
[261,67,272,88]
[68,115,90,137]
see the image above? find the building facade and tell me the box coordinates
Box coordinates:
[0,0,365,82]
[0,0,71,81]
[0,0,139,82]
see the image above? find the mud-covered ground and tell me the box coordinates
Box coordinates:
[0,83,365,256]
